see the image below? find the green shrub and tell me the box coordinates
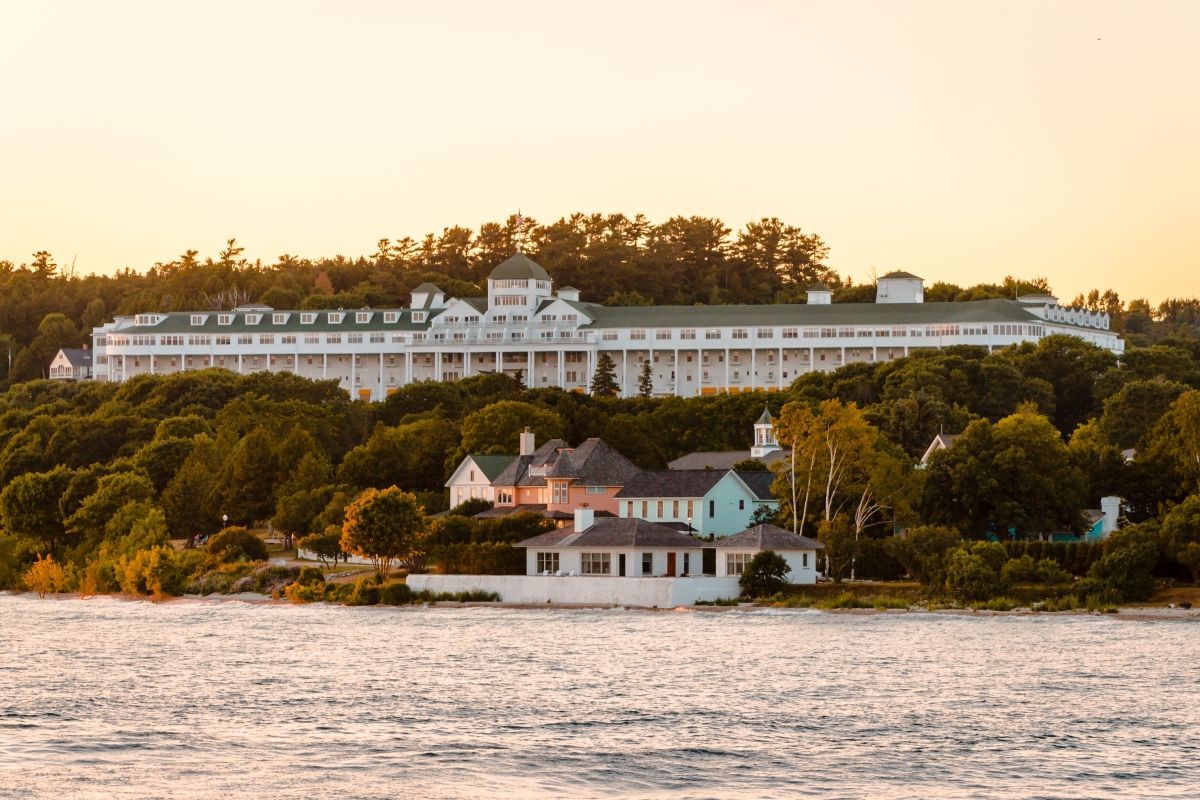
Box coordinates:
[206,527,269,563]
[1087,527,1158,601]
[943,543,1006,602]
[120,546,205,598]
[818,592,872,609]
[346,575,382,606]
[379,582,413,605]
[431,542,525,575]
[738,550,791,598]
[978,596,1021,611]
[1035,558,1073,584]
[295,566,325,586]
[1000,555,1038,583]
[284,580,327,603]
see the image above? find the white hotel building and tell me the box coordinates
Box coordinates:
[90,254,1123,400]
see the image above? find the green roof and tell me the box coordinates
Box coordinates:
[122,309,426,334]
[580,298,1041,329]
[469,454,517,481]
[489,253,551,281]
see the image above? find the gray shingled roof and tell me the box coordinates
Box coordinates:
[516,517,704,549]
[58,348,93,367]
[756,406,773,425]
[878,270,923,280]
[489,253,551,281]
[616,470,726,499]
[412,282,443,294]
[714,524,824,550]
[667,450,790,470]
[496,438,639,488]
[736,471,777,501]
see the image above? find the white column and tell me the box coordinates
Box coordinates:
[673,349,679,396]
[724,348,730,392]
[464,351,472,377]
[237,354,242,374]
[150,354,155,375]
[350,354,357,394]
[749,348,755,391]
[378,353,384,400]
[435,351,443,381]
[557,349,564,388]
[322,353,327,380]
[623,350,629,397]
[496,350,502,376]
[779,347,784,389]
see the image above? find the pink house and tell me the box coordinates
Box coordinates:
[479,429,641,525]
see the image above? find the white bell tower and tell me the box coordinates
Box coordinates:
[750,406,780,458]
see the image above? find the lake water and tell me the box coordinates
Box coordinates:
[0,595,1197,799]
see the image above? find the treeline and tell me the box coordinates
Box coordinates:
[4,213,1197,382]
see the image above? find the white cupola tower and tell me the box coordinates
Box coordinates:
[750,406,780,458]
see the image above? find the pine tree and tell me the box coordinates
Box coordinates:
[637,361,654,398]
[590,353,620,397]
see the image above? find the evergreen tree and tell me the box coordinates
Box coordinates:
[590,352,620,397]
[637,361,654,398]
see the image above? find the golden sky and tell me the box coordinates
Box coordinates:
[1,0,1197,303]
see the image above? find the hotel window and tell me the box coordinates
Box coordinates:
[580,552,611,575]
[348,333,363,344]
[190,314,206,325]
[412,312,426,322]
[493,296,526,306]
[629,329,646,340]
[536,552,560,574]
[782,327,798,339]
[680,329,696,340]
[370,333,384,343]
[216,335,231,345]
[218,314,233,325]
[732,328,748,339]
[273,313,288,324]
[725,553,752,576]
[327,334,342,344]
[492,279,529,289]
[655,329,672,340]
[245,314,261,325]
[300,313,316,324]
[304,334,319,344]
[512,315,528,323]
[356,312,371,323]
[757,328,773,339]
[282,335,296,344]
[642,553,653,575]
[259,334,275,345]
[238,335,253,345]
[384,312,399,323]
[706,329,721,340]
[327,312,344,324]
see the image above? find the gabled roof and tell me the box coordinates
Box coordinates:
[616,470,726,499]
[667,450,790,470]
[734,471,776,501]
[491,438,568,487]
[57,348,92,367]
[920,433,960,465]
[543,438,641,486]
[878,270,922,280]
[412,282,443,294]
[489,253,551,281]
[515,517,703,549]
[714,524,823,550]
[808,282,831,291]
[469,454,517,481]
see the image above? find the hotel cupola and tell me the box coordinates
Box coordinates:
[486,253,555,313]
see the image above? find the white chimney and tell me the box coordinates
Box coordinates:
[1100,496,1121,536]
[574,508,594,531]
[519,427,535,456]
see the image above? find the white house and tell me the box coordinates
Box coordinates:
[712,524,823,584]
[49,348,93,381]
[89,253,1124,401]
[615,469,778,536]
[515,509,706,578]
[444,453,517,508]
[919,432,959,468]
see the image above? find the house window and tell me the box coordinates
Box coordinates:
[641,501,648,518]
[642,553,653,575]
[656,501,664,518]
[683,553,690,574]
[552,482,568,504]
[469,470,475,481]
[586,486,606,495]
[536,552,560,574]
[580,552,611,575]
[687,500,694,520]
[672,500,679,518]
[726,553,752,576]
[739,499,745,510]
[803,553,809,568]
[709,500,715,517]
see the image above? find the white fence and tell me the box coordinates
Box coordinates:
[406,574,741,607]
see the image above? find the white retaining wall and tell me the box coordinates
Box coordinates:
[406,574,742,607]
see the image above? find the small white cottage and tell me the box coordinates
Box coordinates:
[516,509,705,578]
[713,524,823,584]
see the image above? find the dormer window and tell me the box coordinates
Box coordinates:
[218,314,233,325]
[245,314,262,325]
[327,312,344,324]
[300,312,316,324]
[356,311,371,323]
[273,313,289,324]
[412,312,426,323]
[190,314,207,326]
[384,312,399,323]
[134,314,163,326]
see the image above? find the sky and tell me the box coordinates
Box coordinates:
[1,0,1197,303]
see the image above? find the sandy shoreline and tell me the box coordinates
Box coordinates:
[5,590,1199,620]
